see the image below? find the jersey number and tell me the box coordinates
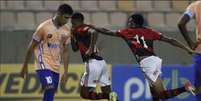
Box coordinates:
[45,76,53,84]
[133,35,148,48]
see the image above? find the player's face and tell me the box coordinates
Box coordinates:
[59,14,71,25]
[71,19,80,28]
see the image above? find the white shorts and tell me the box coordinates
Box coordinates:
[80,59,111,87]
[139,56,162,83]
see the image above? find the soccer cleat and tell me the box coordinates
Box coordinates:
[109,92,118,101]
[184,80,196,96]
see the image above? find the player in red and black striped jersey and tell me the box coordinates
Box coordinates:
[71,12,117,101]
[94,13,196,101]
[71,20,101,62]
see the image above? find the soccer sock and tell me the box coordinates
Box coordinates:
[80,87,109,100]
[150,87,160,101]
[89,92,109,100]
[43,88,55,101]
[160,87,186,100]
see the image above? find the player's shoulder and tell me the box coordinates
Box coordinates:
[194,1,201,7]
[191,1,201,6]
[62,24,71,37]
[36,19,52,31]
[62,23,71,31]
[188,1,201,8]
[80,24,91,29]
[75,24,91,32]
[144,27,159,33]
[144,27,162,37]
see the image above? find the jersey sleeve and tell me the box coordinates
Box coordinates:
[32,26,44,42]
[77,25,97,36]
[77,26,90,33]
[151,30,162,40]
[117,29,127,37]
[184,2,196,19]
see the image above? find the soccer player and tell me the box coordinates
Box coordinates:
[20,4,73,101]
[70,12,117,101]
[178,1,201,99]
[94,13,195,101]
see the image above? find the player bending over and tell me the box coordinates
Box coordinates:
[71,12,118,101]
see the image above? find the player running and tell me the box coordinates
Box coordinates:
[178,1,201,98]
[94,13,196,101]
[20,4,73,101]
[70,12,117,101]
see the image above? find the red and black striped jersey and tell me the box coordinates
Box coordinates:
[117,27,162,60]
[72,24,101,61]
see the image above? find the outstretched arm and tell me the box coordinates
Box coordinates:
[92,26,119,37]
[160,35,194,54]
[178,14,195,49]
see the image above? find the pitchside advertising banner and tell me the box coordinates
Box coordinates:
[0,64,109,101]
[0,64,197,101]
[112,64,196,101]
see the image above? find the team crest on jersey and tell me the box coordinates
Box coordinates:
[47,34,52,38]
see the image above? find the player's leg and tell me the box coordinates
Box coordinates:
[80,85,111,100]
[140,56,193,100]
[99,60,118,101]
[80,59,108,100]
[36,70,58,101]
[151,77,188,100]
[101,85,111,99]
[149,86,160,101]
[100,85,118,101]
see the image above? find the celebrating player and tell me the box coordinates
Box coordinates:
[20,4,73,101]
[71,12,118,101]
[94,13,195,101]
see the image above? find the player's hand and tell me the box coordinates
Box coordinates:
[85,48,93,57]
[192,41,200,50]
[61,73,68,85]
[188,49,197,55]
[20,64,28,79]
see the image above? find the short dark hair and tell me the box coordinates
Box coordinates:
[71,12,84,21]
[130,13,144,26]
[57,4,73,15]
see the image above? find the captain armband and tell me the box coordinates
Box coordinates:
[184,10,194,19]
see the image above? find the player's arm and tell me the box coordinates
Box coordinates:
[93,27,119,37]
[21,27,43,79]
[20,39,39,78]
[89,28,98,50]
[178,10,195,49]
[70,34,79,52]
[61,43,70,84]
[160,35,194,54]
[85,28,98,56]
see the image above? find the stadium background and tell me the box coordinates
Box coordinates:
[0,0,198,101]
